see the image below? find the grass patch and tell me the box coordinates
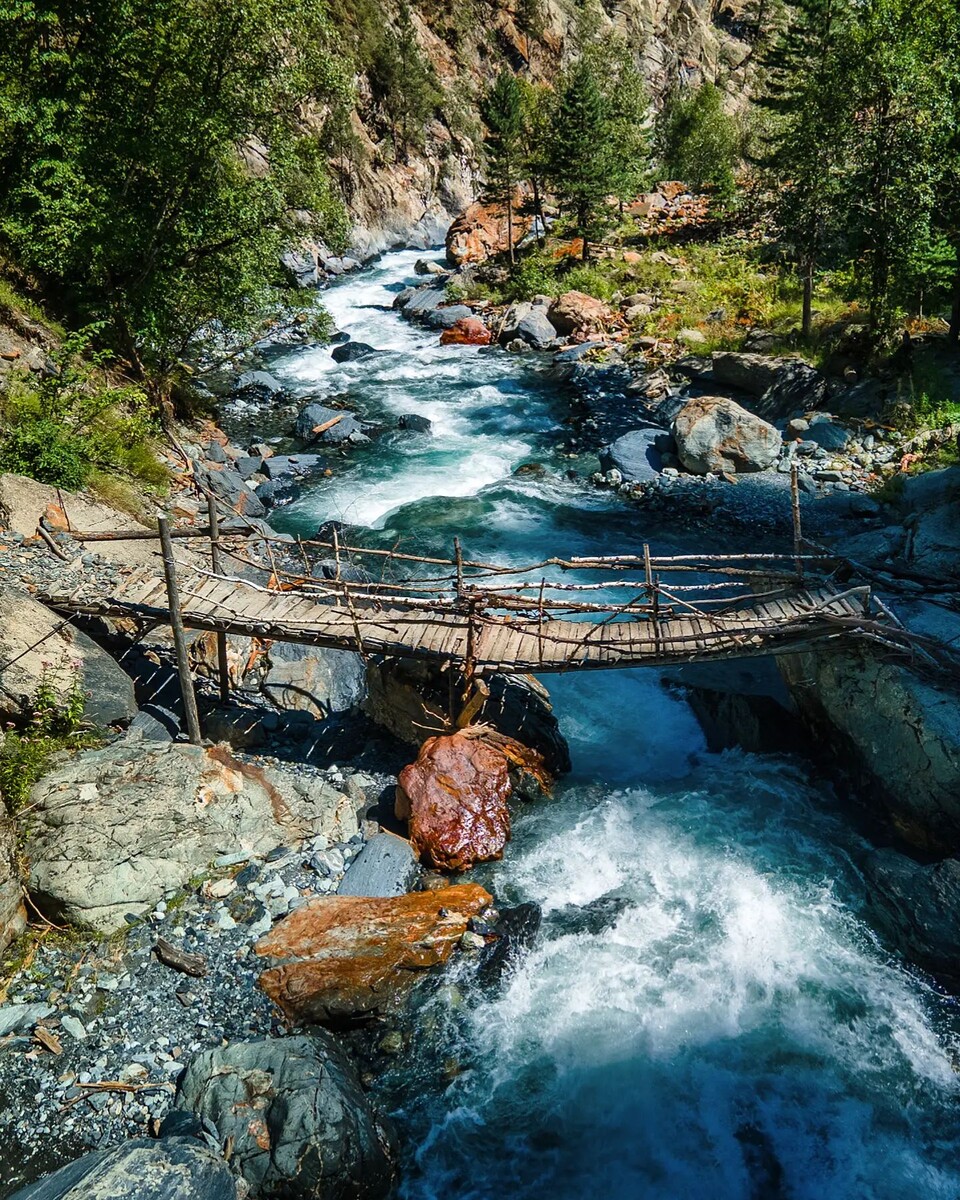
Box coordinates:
[0,676,101,815]
[0,328,169,492]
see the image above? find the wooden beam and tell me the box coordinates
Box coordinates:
[158,516,202,745]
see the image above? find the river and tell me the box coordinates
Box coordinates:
[255,249,960,1199]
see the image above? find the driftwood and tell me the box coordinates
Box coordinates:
[154,936,208,978]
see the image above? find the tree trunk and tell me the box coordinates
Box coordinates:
[532,177,545,247]
[507,186,515,266]
[801,258,814,341]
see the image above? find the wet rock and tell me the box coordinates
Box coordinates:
[294,403,364,446]
[397,413,432,434]
[177,1035,396,1200]
[331,341,379,364]
[364,657,570,776]
[548,291,616,337]
[862,849,960,987]
[254,476,301,509]
[7,1137,237,1200]
[337,833,419,898]
[260,454,326,481]
[599,428,674,484]
[672,395,781,474]
[439,317,492,346]
[0,590,137,727]
[546,891,633,938]
[476,902,542,989]
[235,370,284,400]
[254,884,492,1023]
[25,740,362,932]
[395,733,512,870]
[396,286,445,319]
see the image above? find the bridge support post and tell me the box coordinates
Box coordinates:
[206,495,230,704]
[158,515,203,746]
[790,464,804,582]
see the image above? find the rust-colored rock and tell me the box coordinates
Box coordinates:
[548,290,617,337]
[396,732,512,870]
[255,884,492,1024]
[439,317,492,346]
[445,197,530,266]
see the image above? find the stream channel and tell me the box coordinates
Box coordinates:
[231,248,960,1199]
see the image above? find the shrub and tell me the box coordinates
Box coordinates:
[656,82,739,196]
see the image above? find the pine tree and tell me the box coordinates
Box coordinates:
[656,82,739,197]
[369,4,441,163]
[518,79,553,246]
[547,60,610,261]
[482,70,524,264]
[758,0,856,337]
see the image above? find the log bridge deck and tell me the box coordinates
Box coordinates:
[37,532,889,676]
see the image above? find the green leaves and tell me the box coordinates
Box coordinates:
[0,0,351,382]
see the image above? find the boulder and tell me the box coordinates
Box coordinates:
[0,816,25,955]
[252,641,366,718]
[439,317,492,347]
[395,733,512,870]
[672,395,781,474]
[294,403,363,445]
[254,884,493,1023]
[515,308,557,350]
[548,291,615,337]
[260,454,326,481]
[904,501,960,582]
[7,1138,236,1200]
[363,657,570,776]
[445,199,529,266]
[0,590,137,727]
[710,351,786,396]
[425,305,473,331]
[415,258,447,277]
[337,833,419,898]
[599,428,673,484]
[397,414,432,434]
[282,249,321,289]
[331,342,379,364]
[192,465,266,519]
[758,360,827,418]
[176,1036,396,1200]
[804,419,851,452]
[254,477,301,509]
[396,287,446,320]
[234,371,284,400]
[862,849,960,987]
[25,740,363,931]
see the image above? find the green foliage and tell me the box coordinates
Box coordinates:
[369,3,442,160]
[656,83,739,196]
[548,60,611,258]
[0,674,98,814]
[482,70,525,261]
[0,0,352,387]
[0,328,167,490]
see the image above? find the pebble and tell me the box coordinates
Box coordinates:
[60,1015,88,1041]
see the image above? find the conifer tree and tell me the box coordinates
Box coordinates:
[482,70,524,263]
[547,60,610,260]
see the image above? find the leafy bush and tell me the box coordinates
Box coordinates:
[0,328,168,491]
[0,675,99,814]
[656,83,739,196]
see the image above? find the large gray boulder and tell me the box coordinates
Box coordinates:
[903,502,960,581]
[672,395,781,474]
[253,641,366,717]
[337,833,419,898]
[710,352,826,419]
[515,307,557,350]
[425,304,473,330]
[192,464,266,519]
[8,1138,236,1200]
[294,403,364,446]
[0,590,136,727]
[25,740,362,932]
[599,428,673,483]
[177,1036,396,1200]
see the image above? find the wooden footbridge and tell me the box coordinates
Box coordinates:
[40,521,893,678]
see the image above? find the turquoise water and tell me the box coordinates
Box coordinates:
[260,250,960,1199]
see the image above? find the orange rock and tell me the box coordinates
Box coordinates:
[396,733,511,870]
[439,317,492,347]
[445,197,530,266]
[255,884,492,1023]
[43,503,69,532]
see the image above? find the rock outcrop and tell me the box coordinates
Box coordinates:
[7,1137,237,1200]
[0,589,137,727]
[363,657,570,776]
[0,816,25,955]
[255,884,492,1023]
[26,740,362,931]
[672,395,781,474]
[445,197,529,266]
[177,1035,396,1200]
[396,732,512,870]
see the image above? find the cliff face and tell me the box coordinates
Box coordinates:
[341,0,763,255]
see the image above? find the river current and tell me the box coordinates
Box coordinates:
[260,250,960,1198]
